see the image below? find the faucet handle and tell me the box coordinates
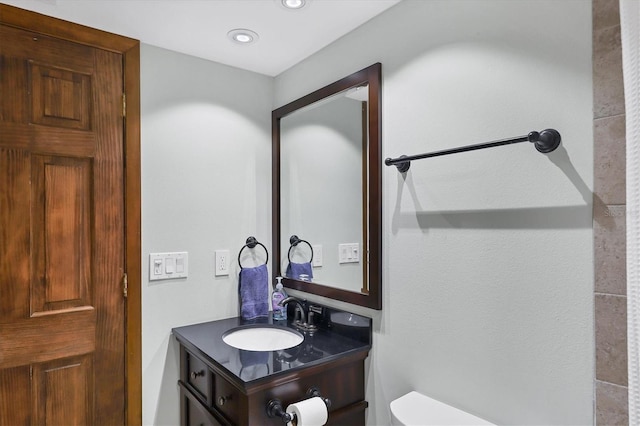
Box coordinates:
[309,305,322,314]
[306,305,322,329]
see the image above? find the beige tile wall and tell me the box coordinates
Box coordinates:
[593,0,628,424]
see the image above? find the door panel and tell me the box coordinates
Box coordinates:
[33,354,94,426]
[30,62,92,130]
[31,155,92,314]
[0,22,125,425]
[0,366,30,425]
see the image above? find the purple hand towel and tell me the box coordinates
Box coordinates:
[239,264,269,320]
[286,261,313,281]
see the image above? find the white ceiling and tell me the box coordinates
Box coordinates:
[3,0,401,76]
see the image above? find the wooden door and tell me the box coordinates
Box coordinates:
[0,22,126,425]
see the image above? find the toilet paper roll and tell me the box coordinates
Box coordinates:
[286,396,328,426]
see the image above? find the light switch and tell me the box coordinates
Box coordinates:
[165,257,175,274]
[340,245,348,263]
[153,259,163,275]
[176,257,185,273]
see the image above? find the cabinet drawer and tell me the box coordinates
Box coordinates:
[213,372,241,424]
[186,397,221,426]
[186,351,212,402]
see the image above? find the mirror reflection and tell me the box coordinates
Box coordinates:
[280,86,368,293]
[272,63,382,309]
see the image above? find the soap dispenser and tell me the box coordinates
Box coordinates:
[271,277,287,321]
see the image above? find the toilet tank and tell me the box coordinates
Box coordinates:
[390,391,495,425]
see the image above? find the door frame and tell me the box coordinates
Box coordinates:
[0,4,142,425]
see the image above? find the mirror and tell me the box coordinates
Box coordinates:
[272,63,382,309]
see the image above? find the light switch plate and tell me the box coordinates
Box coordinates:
[149,252,188,281]
[338,243,360,264]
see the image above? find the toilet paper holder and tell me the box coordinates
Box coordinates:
[266,387,331,423]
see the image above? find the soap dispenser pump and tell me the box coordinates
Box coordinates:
[272,277,287,321]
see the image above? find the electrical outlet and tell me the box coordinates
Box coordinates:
[215,250,230,276]
[312,244,322,267]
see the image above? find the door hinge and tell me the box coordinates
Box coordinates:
[122,93,126,117]
[123,273,128,298]
[29,366,33,381]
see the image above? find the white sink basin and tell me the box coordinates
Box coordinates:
[222,325,304,351]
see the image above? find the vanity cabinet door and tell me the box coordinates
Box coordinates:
[186,351,212,404]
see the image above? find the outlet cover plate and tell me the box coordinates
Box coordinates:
[215,250,230,276]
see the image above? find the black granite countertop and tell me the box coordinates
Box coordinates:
[172,307,372,391]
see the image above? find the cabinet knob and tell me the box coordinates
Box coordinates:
[218,395,232,406]
[190,370,204,380]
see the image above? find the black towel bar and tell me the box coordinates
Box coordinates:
[384,128,561,173]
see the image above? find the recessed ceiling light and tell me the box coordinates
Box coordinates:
[281,0,307,9]
[227,29,259,45]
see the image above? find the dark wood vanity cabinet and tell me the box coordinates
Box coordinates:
[178,344,369,426]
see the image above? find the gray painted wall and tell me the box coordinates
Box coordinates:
[141,45,273,425]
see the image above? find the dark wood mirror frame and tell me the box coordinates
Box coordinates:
[272,63,382,310]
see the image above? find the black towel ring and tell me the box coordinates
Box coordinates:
[238,236,269,269]
[287,235,314,263]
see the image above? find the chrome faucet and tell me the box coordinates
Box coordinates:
[278,296,317,331]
